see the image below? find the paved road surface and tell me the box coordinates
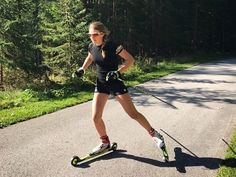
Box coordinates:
[1,58,236,177]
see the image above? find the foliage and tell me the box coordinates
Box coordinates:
[0,0,42,72]
[40,0,89,80]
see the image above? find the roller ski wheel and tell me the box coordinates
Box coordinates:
[71,156,81,167]
[71,142,118,166]
[160,145,169,162]
[111,142,117,150]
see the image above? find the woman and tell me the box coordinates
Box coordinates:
[75,21,166,154]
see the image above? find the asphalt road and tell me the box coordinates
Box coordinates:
[1,58,236,177]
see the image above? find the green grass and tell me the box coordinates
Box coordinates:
[217,129,236,177]
[0,91,93,127]
[125,61,194,87]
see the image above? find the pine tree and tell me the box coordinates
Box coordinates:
[0,0,46,87]
[40,0,89,81]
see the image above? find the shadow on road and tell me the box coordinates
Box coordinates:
[174,147,220,173]
[131,83,236,109]
[76,129,236,173]
[130,59,236,109]
[75,148,236,173]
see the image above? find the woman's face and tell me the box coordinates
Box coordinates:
[89,26,104,45]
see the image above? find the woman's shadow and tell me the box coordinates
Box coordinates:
[77,147,236,173]
[172,147,235,173]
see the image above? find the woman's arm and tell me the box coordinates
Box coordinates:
[74,52,93,78]
[117,49,134,74]
[81,52,93,70]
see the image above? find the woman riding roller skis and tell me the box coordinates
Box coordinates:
[75,21,168,161]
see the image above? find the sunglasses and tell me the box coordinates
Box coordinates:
[88,33,100,37]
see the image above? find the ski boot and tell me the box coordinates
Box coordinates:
[71,142,117,166]
[90,142,110,155]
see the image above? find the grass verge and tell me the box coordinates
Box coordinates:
[0,91,93,127]
[217,129,236,177]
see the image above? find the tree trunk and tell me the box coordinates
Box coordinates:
[0,64,3,90]
[151,0,157,52]
[192,0,199,52]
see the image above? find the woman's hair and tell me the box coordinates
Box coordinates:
[89,21,110,37]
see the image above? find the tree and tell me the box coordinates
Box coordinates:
[0,0,45,79]
[40,0,89,81]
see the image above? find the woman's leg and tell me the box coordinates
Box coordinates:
[115,93,153,132]
[115,93,166,149]
[91,92,111,154]
[92,92,109,138]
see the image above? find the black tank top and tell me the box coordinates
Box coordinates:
[88,41,123,82]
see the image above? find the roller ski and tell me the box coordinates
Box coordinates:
[152,130,169,162]
[71,142,118,167]
[160,144,169,162]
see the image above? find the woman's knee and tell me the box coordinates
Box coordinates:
[92,114,102,123]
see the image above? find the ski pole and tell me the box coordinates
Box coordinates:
[82,77,96,86]
[132,86,177,109]
[160,129,198,157]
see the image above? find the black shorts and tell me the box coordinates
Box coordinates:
[95,79,128,96]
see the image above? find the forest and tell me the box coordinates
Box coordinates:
[0,0,236,89]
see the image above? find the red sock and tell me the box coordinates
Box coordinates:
[100,135,110,144]
[148,128,155,137]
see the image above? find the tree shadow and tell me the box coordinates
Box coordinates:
[129,86,178,109]
[129,59,236,108]
[130,79,236,109]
